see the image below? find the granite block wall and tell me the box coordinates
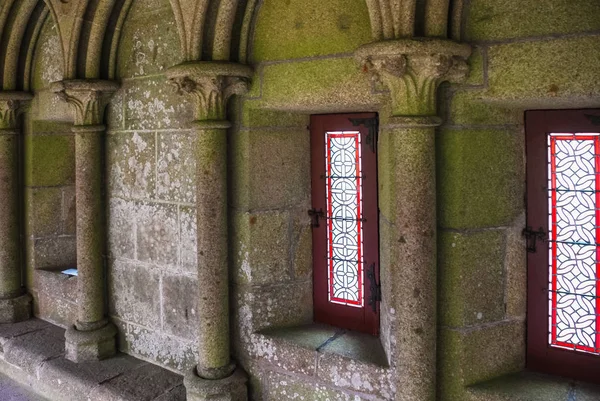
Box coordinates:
[19,0,600,399]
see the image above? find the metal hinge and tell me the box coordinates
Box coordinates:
[367,263,381,312]
[349,116,378,153]
[308,208,325,228]
[522,226,546,253]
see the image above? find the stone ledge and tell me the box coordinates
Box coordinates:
[0,318,185,401]
[258,323,389,367]
[466,371,600,401]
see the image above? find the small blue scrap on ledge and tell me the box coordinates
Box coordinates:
[61,268,78,276]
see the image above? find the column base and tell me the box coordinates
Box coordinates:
[185,366,248,401]
[65,321,117,362]
[0,293,32,323]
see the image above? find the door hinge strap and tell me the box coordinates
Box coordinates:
[522,226,546,253]
[349,117,378,153]
[367,263,381,312]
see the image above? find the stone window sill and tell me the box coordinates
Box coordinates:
[257,323,389,368]
[467,371,600,401]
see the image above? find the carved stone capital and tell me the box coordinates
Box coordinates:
[50,80,119,126]
[166,62,253,122]
[356,39,471,116]
[0,92,33,130]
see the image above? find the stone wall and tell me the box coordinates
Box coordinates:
[437,0,600,399]
[19,0,600,399]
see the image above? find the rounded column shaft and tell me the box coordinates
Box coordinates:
[74,125,106,328]
[380,123,438,401]
[195,124,232,377]
[0,129,22,299]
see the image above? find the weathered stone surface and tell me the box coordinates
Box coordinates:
[465,372,571,401]
[88,362,183,401]
[232,210,291,285]
[449,91,521,125]
[123,76,194,131]
[65,323,117,362]
[259,57,380,112]
[33,289,77,328]
[438,320,525,400]
[24,134,74,187]
[240,105,309,129]
[116,0,182,79]
[179,206,197,273]
[244,128,310,210]
[486,36,600,107]
[0,295,32,325]
[107,131,156,199]
[438,230,506,327]
[157,131,196,203]
[30,20,64,91]
[466,0,600,41]
[34,269,77,303]
[463,47,485,86]
[161,274,198,339]
[250,332,318,376]
[251,0,371,63]
[264,371,374,401]
[108,262,161,329]
[234,282,313,340]
[4,326,65,374]
[136,202,179,266]
[27,187,62,237]
[504,214,526,319]
[124,323,197,372]
[38,354,145,398]
[107,198,137,260]
[62,186,76,235]
[31,236,77,269]
[292,216,313,280]
[317,351,394,399]
[184,368,247,401]
[437,128,524,229]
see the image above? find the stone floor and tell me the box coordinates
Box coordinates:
[0,372,47,401]
[0,319,185,401]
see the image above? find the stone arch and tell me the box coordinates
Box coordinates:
[0,0,49,91]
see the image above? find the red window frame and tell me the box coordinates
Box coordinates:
[526,109,600,384]
[310,113,380,336]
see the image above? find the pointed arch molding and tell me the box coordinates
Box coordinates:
[1,0,465,87]
[0,0,134,89]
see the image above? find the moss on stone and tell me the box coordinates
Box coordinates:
[259,57,379,111]
[438,230,505,327]
[25,135,75,187]
[28,188,63,238]
[449,91,521,125]
[437,128,524,229]
[241,102,308,128]
[251,0,372,63]
[438,321,525,401]
[464,47,485,86]
[486,36,600,102]
[466,0,600,41]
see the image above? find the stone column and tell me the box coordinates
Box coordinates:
[355,39,471,401]
[50,80,119,362]
[166,62,252,401]
[0,92,32,323]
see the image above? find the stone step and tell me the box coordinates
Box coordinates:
[0,318,185,401]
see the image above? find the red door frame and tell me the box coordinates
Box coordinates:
[526,109,600,384]
[310,113,380,336]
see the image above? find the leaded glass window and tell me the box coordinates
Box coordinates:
[325,131,364,307]
[548,132,600,354]
[310,113,379,336]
